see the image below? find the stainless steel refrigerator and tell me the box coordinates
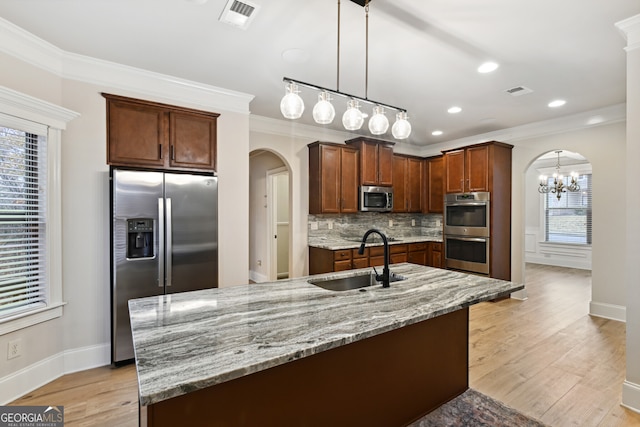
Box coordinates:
[110,168,218,364]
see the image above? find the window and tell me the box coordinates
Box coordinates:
[0,126,47,318]
[0,86,76,333]
[544,173,592,244]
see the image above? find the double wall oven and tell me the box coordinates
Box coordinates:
[444,192,490,275]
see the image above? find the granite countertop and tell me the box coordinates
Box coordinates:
[308,235,443,250]
[129,263,522,406]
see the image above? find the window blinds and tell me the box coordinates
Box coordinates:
[0,125,48,318]
[544,174,592,244]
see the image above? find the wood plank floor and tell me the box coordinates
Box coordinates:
[9,263,640,426]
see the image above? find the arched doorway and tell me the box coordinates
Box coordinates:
[249,149,291,282]
[524,150,592,270]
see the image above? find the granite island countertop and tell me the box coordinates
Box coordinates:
[308,235,442,250]
[129,263,522,406]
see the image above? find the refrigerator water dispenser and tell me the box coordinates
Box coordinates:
[126,218,154,259]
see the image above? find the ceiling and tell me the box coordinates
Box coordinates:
[0,0,638,146]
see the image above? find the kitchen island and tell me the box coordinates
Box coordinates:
[129,263,522,426]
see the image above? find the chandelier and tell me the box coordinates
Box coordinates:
[279,0,411,140]
[538,150,580,200]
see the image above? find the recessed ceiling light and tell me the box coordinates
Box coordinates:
[432,130,443,136]
[478,62,499,73]
[447,106,462,114]
[548,99,566,108]
[587,116,604,125]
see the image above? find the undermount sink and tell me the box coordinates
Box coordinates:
[308,271,406,292]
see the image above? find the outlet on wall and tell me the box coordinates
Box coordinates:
[411,219,416,227]
[328,221,333,230]
[389,219,393,227]
[7,339,22,360]
[257,260,262,266]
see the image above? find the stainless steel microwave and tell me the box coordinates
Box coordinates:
[359,185,393,212]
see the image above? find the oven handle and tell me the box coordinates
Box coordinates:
[444,202,488,207]
[445,236,488,243]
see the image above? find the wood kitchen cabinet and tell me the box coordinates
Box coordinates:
[308,142,359,214]
[428,242,443,268]
[407,242,427,265]
[104,93,218,172]
[443,144,490,193]
[393,155,422,213]
[345,137,394,186]
[424,156,444,213]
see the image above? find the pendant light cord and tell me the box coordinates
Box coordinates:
[365,0,369,100]
[337,0,341,92]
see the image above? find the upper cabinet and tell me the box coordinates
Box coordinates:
[308,142,359,214]
[104,93,219,172]
[442,142,512,194]
[424,156,444,213]
[345,137,393,186]
[393,155,422,213]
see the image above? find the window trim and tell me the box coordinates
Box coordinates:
[538,167,592,247]
[0,86,78,334]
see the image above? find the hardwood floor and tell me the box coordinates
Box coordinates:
[9,263,640,426]
[470,263,640,426]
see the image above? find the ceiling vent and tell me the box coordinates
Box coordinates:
[505,85,533,97]
[219,0,260,30]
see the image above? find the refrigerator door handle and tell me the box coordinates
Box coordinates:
[166,198,173,287]
[158,198,165,287]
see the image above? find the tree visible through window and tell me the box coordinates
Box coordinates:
[0,126,48,317]
[544,174,592,244]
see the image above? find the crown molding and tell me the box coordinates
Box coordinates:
[0,17,254,114]
[0,85,80,129]
[616,14,640,52]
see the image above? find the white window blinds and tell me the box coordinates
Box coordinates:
[544,173,592,244]
[0,124,48,318]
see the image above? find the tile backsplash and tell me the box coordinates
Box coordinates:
[308,212,443,244]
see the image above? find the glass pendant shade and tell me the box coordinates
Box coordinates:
[312,91,335,124]
[391,112,412,139]
[342,100,364,130]
[280,82,304,119]
[368,106,389,135]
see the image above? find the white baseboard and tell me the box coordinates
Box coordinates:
[525,255,591,270]
[622,380,640,414]
[0,342,110,405]
[249,270,269,283]
[589,301,626,322]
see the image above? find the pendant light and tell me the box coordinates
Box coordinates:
[342,99,364,130]
[312,91,336,124]
[280,81,304,119]
[368,106,389,135]
[391,112,411,140]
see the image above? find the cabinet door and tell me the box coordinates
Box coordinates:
[340,147,359,213]
[428,243,443,268]
[107,99,166,168]
[359,142,379,185]
[407,251,427,265]
[426,156,444,213]
[444,150,465,193]
[378,145,394,186]
[407,157,422,212]
[170,112,217,171]
[466,145,489,192]
[320,145,342,213]
[392,156,407,213]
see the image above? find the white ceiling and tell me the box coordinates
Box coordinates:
[0,0,638,146]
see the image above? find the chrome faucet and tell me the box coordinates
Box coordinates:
[358,228,390,288]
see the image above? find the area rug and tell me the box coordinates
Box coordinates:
[409,388,548,427]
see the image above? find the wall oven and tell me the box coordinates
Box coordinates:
[444,192,490,275]
[444,192,490,236]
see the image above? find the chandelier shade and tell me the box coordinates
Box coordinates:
[392,112,411,139]
[342,99,365,130]
[368,106,389,135]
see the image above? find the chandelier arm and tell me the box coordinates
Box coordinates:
[283,77,407,113]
